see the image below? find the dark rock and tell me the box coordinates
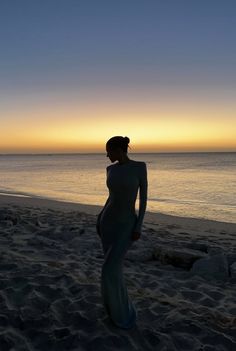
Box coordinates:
[153,246,207,269]
[190,253,229,280]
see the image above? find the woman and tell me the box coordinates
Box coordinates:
[96,136,148,329]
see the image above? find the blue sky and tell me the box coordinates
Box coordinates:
[0,1,236,152]
[1,1,235,90]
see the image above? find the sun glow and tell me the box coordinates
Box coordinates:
[1,96,236,153]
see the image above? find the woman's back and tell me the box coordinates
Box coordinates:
[104,159,144,219]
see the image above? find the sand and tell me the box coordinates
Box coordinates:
[0,194,235,350]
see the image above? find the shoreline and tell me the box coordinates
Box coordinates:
[0,193,236,234]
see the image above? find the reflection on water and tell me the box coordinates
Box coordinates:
[0,152,235,223]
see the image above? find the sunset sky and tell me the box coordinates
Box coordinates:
[0,1,236,153]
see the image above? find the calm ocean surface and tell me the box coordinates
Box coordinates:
[0,152,235,223]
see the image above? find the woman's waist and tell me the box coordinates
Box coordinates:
[101,205,137,219]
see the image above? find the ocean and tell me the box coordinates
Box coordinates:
[0,152,235,223]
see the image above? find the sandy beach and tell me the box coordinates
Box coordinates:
[0,193,235,350]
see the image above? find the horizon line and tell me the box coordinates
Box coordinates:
[0,151,236,156]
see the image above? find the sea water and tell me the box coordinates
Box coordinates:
[0,152,235,223]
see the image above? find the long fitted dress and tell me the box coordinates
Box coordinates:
[97,159,148,329]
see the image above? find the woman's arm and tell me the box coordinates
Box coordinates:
[98,196,110,216]
[97,166,110,216]
[134,162,148,233]
[96,166,110,236]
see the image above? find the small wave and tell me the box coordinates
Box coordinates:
[0,189,37,198]
[0,192,30,198]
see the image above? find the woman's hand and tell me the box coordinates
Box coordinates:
[132,231,141,241]
[96,212,102,238]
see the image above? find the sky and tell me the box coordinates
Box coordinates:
[0,0,236,153]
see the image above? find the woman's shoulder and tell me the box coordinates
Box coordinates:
[126,160,147,173]
[106,160,146,170]
[131,160,146,167]
[134,160,146,165]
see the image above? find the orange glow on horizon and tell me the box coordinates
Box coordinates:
[1,96,236,153]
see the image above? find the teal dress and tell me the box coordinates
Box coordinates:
[96,160,148,329]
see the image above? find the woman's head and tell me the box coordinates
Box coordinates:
[106,136,130,162]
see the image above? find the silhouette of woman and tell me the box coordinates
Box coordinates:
[96,136,148,329]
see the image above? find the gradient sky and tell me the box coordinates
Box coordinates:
[0,0,236,153]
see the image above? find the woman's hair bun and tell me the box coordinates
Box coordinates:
[124,136,130,144]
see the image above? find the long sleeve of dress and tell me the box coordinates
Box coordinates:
[134,162,148,233]
[96,167,110,236]
[100,166,110,213]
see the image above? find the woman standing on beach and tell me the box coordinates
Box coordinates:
[96,136,148,329]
